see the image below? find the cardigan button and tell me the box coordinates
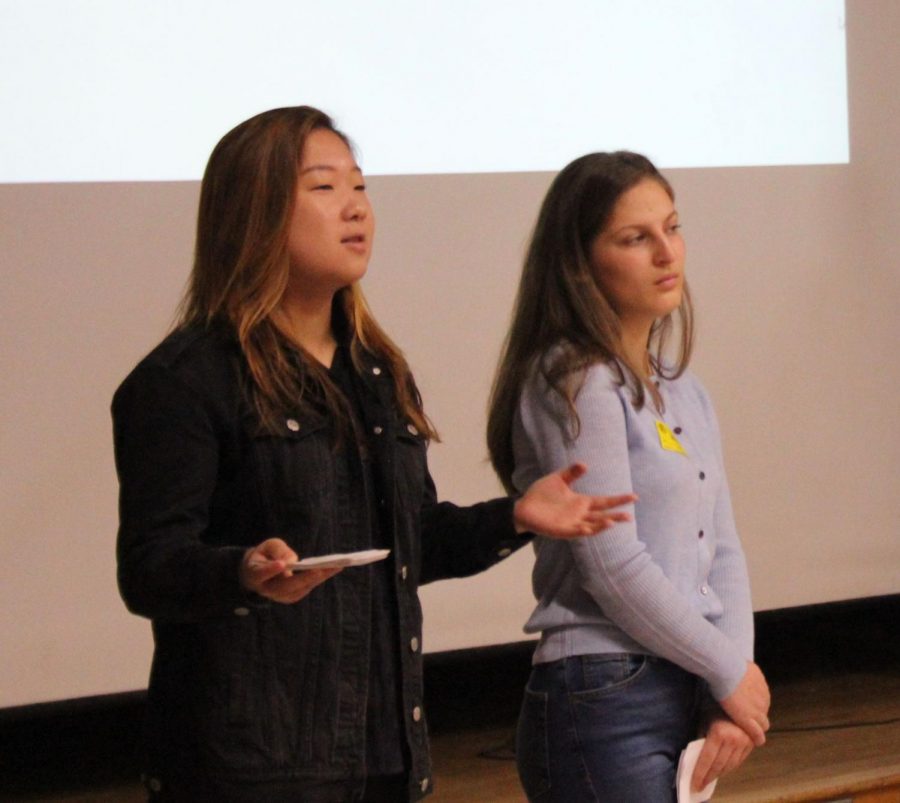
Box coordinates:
[234,607,250,617]
[420,777,430,793]
[372,366,382,376]
[412,705,422,722]
[400,565,409,580]
[373,425,383,435]
[699,471,706,480]
[497,547,512,558]
[700,585,709,596]
[674,426,682,435]
[407,423,418,436]
[410,637,419,653]
[286,418,300,432]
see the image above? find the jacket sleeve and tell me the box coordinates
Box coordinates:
[112,361,263,622]
[417,469,530,585]
[519,366,748,701]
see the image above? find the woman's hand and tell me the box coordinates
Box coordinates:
[691,716,755,792]
[513,462,636,538]
[239,538,342,603]
[719,661,771,746]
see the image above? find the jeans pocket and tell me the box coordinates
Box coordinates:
[570,654,649,701]
[516,687,551,800]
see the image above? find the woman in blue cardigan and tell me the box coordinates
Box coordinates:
[488,152,771,801]
[113,106,635,802]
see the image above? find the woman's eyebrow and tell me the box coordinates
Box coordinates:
[605,209,678,237]
[299,164,362,175]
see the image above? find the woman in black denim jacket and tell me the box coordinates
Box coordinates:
[112,106,635,802]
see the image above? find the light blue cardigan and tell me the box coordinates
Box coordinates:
[512,360,754,701]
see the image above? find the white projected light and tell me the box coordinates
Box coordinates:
[0,0,848,182]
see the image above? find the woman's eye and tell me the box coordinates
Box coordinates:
[313,184,333,191]
[355,184,367,192]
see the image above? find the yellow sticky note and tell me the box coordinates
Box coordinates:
[656,420,687,455]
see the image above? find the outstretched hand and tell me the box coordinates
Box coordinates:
[513,463,636,539]
[239,538,342,604]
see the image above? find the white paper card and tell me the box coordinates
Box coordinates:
[676,738,718,803]
[290,549,390,571]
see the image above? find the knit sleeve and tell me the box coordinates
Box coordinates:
[517,365,748,700]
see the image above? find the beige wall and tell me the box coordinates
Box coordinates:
[1,0,897,707]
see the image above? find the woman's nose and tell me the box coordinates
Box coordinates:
[343,194,367,220]
[654,235,676,265]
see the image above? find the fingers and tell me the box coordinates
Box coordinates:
[695,743,736,791]
[240,541,293,592]
[515,466,636,539]
[693,719,756,790]
[748,721,767,747]
[557,462,588,485]
[691,739,719,792]
[558,465,638,513]
[268,566,343,603]
[587,492,638,511]
[720,662,771,747]
[720,700,766,747]
[575,511,632,536]
[731,713,766,747]
[244,556,289,586]
[241,539,344,601]
[257,537,299,561]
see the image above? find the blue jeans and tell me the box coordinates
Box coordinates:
[516,654,702,802]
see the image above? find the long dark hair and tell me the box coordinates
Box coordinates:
[487,151,693,490]
[178,105,437,440]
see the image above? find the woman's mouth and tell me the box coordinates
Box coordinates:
[656,274,679,290]
[341,234,367,252]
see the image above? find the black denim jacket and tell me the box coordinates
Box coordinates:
[112,324,527,801]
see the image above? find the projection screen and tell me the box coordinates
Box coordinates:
[2,0,899,709]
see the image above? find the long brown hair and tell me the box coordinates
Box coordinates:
[487,151,693,491]
[178,105,436,440]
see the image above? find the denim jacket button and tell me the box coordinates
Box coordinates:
[412,705,422,722]
[286,418,300,432]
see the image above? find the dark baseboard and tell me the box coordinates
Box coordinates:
[0,690,146,795]
[1,594,897,794]
[753,593,900,683]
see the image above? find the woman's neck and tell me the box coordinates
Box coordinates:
[274,291,337,368]
[619,320,653,379]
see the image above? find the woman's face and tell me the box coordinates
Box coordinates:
[589,177,685,332]
[285,129,374,300]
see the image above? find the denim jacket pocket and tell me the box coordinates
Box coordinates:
[392,423,427,503]
[241,415,334,542]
